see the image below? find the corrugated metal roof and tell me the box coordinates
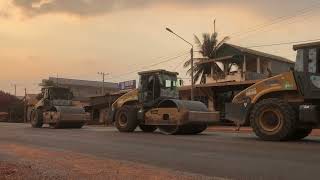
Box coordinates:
[138,69,179,76]
[221,43,294,64]
[196,56,234,65]
[179,80,259,91]
[293,41,320,50]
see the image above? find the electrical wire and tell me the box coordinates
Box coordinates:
[245,38,320,48]
[106,51,190,81]
[229,1,320,40]
[172,54,190,71]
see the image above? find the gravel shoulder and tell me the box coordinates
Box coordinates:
[0,143,223,180]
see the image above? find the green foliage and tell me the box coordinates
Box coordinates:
[0,90,24,122]
[184,32,230,84]
[0,91,19,112]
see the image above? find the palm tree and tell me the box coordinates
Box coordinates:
[184,32,229,84]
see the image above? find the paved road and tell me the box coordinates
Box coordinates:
[1,123,320,180]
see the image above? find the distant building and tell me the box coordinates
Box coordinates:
[41,77,119,101]
[196,43,294,84]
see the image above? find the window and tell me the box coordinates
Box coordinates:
[295,49,304,72]
[318,48,320,73]
[308,48,317,73]
[165,80,171,88]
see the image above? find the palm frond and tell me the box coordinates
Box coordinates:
[193,34,202,48]
[193,70,203,84]
[183,58,191,68]
[215,36,230,49]
[186,30,231,84]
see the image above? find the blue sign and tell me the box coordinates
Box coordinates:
[118,80,136,90]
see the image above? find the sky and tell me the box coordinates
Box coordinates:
[0,0,319,96]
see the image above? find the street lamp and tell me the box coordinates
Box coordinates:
[166,27,194,100]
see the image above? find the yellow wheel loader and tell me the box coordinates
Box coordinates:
[226,41,320,141]
[31,87,88,129]
[109,70,219,135]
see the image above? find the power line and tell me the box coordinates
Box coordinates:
[229,1,320,40]
[106,51,190,81]
[235,11,319,43]
[172,54,190,71]
[245,38,320,48]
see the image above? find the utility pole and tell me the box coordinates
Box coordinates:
[190,47,194,100]
[98,72,109,95]
[24,88,27,123]
[12,84,17,96]
[56,74,59,86]
[214,19,217,58]
[166,27,194,100]
[213,19,216,34]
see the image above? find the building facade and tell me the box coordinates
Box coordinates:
[41,77,119,100]
[179,43,295,121]
[196,43,294,84]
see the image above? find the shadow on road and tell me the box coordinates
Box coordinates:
[236,136,320,145]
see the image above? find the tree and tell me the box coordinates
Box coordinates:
[184,32,229,84]
[0,90,24,122]
[0,91,18,112]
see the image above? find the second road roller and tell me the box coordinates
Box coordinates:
[108,69,219,134]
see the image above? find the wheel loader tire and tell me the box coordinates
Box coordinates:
[139,125,157,133]
[115,106,138,132]
[250,98,297,141]
[31,109,43,128]
[290,127,312,140]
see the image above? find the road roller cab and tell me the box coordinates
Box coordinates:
[138,70,180,107]
[226,41,320,141]
[31,86,88,129]
[110,69,220,135]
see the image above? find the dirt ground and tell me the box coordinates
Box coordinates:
[0,144,222,180]
[0,161,44,180]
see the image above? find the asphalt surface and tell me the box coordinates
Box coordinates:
[1,123,320,180]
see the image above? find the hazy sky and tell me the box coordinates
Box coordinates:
[0,0,319,95]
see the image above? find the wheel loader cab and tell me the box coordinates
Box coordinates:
[293,42,320,100]
[138,70,179,107]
